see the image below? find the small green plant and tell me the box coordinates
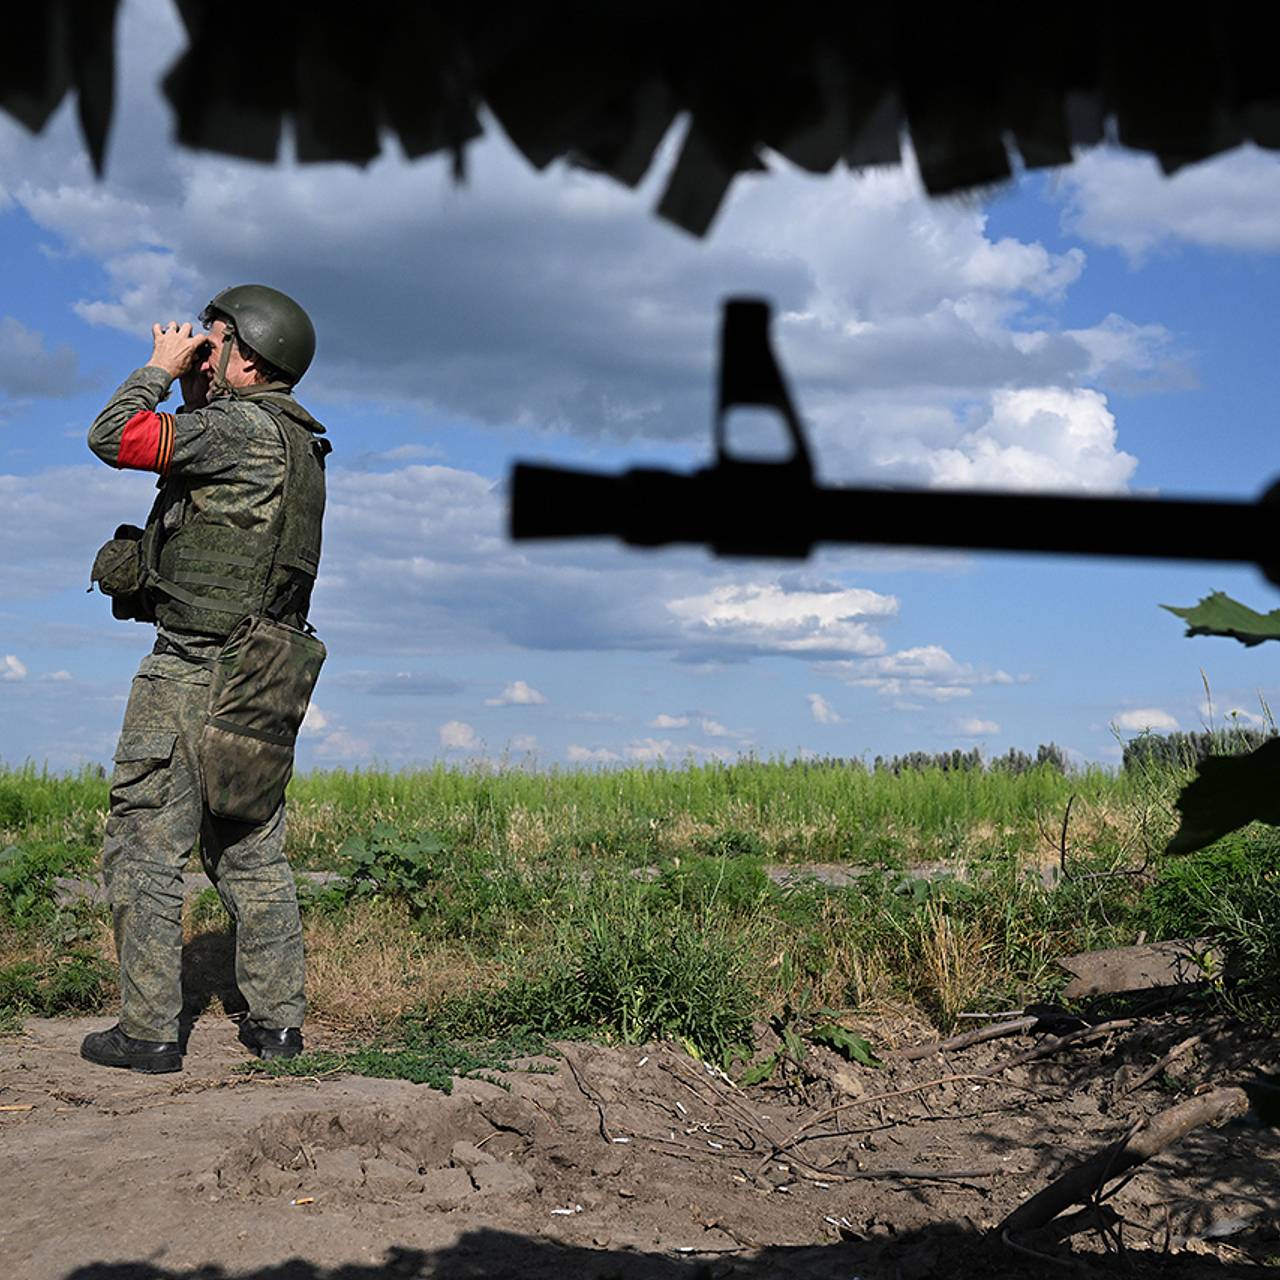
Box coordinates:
[0,951,111,1018]
[693,828,768,858]
[738,1006,881,1086]
[246,1028,549,1093]
[0,841,94,926]
[430,889,756,1066]
[321,824,448,915]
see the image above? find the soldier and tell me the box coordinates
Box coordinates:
[80,285,330,1073]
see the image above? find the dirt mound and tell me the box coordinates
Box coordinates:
[2,1015,1279,1278]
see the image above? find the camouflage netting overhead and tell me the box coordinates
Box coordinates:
[8,2,1280,235]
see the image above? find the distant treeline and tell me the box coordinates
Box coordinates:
[858,744,1071,776]
[1122,727,1276,773]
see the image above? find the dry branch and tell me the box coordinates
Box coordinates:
[998,1018,1137,1071]
[1115,1032,1204,1100]
[998,1086,1250,1236]
[899,1015,1039,1061]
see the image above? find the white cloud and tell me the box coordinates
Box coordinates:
[485,679,548,706]
[957,717,1000,736]
[2,654,28,681]
[667,583,898,657]
[912,388,1137,493]
[807,693,842,724]
[823,645,1023,704]
[312,729,373,762]
[567,744,620,764]
[509,734,538,752]
[650,713,689,729]
[700,718,732,737]
[300,703,329,736]
[440,720,481,751]
[3,67,1159,501]
[1061,145,1280,258]
[1112,707,1180,734]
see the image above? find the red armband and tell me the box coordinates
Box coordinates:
[118,411,176,474]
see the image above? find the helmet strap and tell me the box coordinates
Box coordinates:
[207,321,237,398]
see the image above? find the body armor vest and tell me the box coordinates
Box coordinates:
[142,397,329,639]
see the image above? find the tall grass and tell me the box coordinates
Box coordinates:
[5,752,1276,1044]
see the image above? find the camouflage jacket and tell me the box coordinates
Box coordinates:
[89,366,328,652]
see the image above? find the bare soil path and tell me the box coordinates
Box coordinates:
[2,1014,1277,1279]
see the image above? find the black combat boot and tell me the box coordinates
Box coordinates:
[80,1024,182,1073]
[238,1020,304,1061]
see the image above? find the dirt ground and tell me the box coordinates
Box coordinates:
[1,1011,1278,1280]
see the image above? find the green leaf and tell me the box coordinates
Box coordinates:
[1167,738,1280,855]
[1162,592,1280,647]
[781,1025,807,1062]
[807,1023,882,1068]
[738,1052,779,1086]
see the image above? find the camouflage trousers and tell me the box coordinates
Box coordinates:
[104,649,304,1042]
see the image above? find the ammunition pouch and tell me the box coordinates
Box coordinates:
[200,613,326,823]
[90,524,156,622]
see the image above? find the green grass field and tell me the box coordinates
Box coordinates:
[2,753,1277,1062]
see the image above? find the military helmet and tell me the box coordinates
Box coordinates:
[200,284,316,383]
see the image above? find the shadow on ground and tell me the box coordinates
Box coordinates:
[178,928,247,1049]
[59,1224,1280,1279]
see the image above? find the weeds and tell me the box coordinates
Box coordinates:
[1,751,1277,1046]
[246,1027,551,1092]
[0,951,111,1018]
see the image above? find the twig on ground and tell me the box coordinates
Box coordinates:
[998,1086,1250,1236]
[561,1049,614,1144]
[998,1019,1138,1071]
[899,1016,1039,1061]
[759,1073,1039,1177]
[1115,1032,1205,1099]
[659,1055,779,1148]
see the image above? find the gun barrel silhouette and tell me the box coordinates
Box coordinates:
[510,299,1278,581]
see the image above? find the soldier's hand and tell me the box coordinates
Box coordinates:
[148,322,208,381]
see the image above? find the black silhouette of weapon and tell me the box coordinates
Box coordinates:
[510,298,1278,584]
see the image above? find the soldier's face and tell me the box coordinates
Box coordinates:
[201,319,262,390]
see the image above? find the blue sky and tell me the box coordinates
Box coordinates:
[2,0,1279,772]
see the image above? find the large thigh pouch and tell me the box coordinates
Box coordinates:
[200,614,326,823]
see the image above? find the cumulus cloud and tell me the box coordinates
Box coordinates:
[650,713,690,729]
[300,703,329,736]
[909,388,1137,493]
[2,654,28,681]
[822,645,1023,704]
[2,29,1160,498]
[0,317,94,401]
[509,734,538,752]
[485,680,548,706]
[957,717,1000,736]
[1061,145,1280,258]
[1112,707,1180,733]
[303,463,916,666]
[567,744,620,764]
[440,720,481,751]
[666,582,897,658]
[808,693,842,724]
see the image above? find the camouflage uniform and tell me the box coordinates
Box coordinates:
[89,366,325,1043]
